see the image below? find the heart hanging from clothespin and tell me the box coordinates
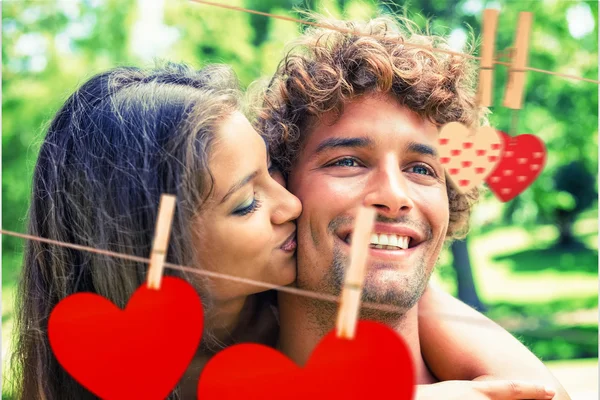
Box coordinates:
[483,11,545,202]
[48,194,204,400]
[197,206,415,400]
[485,131,547,202]
[437,9,503,194]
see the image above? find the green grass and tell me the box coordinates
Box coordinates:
[434,211,598,303]
[432,210,598,361]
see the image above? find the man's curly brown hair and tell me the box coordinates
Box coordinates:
[258,14,488,240]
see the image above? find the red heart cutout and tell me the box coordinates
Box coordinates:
[198,321,415,399]
[461,161,472,167]
[440,157,450,164]
[485,132,547,202]
[463,142,473,149]
[476,149,486,156]
[475,167,485,174]
[49,276,203,400]
[450,149,461,156]
[449,168,460,174]
[438,138,449,145]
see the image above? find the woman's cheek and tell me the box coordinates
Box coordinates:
[242,217,271,252]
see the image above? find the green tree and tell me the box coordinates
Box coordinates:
[553,161,597,247]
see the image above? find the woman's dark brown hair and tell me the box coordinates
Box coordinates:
[10,62,242,399]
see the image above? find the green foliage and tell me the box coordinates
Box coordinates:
[3,0,597,236]
[484,1,599,225]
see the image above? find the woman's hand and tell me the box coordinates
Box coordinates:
[416,380,556,400]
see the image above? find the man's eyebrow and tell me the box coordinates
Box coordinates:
[313,137,375,155]
[220,170,259,205]
[406,141,438,158]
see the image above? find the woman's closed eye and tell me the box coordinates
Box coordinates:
[233,195,262,216]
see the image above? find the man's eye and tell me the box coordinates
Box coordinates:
[330,158,360,167]
[410,164,434,176]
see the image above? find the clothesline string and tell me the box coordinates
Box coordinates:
[2,227,597,345]
[1,228,408,314]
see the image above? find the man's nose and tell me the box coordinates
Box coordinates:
[362,159,414,218]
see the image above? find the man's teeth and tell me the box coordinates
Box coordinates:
[368,233,409,249]
[345,233,411,249]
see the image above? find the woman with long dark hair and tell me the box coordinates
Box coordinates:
[11,62,301,399]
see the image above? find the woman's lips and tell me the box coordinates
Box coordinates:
[280,232,297,252]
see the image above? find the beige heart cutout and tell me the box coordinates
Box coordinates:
[437,122,504,194]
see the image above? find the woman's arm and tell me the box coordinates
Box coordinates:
[418,283,571,400]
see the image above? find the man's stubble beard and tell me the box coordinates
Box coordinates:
[297,239,435,335]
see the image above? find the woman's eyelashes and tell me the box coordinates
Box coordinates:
[233,195,263,216]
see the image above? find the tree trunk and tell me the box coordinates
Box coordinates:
[451,237,487,312]
[556,210,576,247]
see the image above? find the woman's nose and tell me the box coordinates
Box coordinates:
[271,181,302,224]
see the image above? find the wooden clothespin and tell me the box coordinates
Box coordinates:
[477,9,500,108]
[503,12,533,110]
[335,206,376,339]
[146,194,177,290]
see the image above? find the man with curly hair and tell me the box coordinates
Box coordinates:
[259,14,570,399]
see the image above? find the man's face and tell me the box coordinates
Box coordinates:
[288,94,449,313]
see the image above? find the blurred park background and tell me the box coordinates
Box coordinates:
[2,0,598,398]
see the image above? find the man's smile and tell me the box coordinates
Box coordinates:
[338,222,427,264]
[340,222,426,247]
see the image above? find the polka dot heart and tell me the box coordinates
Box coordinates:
[485,131,547,202]
[437,122,504,193]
